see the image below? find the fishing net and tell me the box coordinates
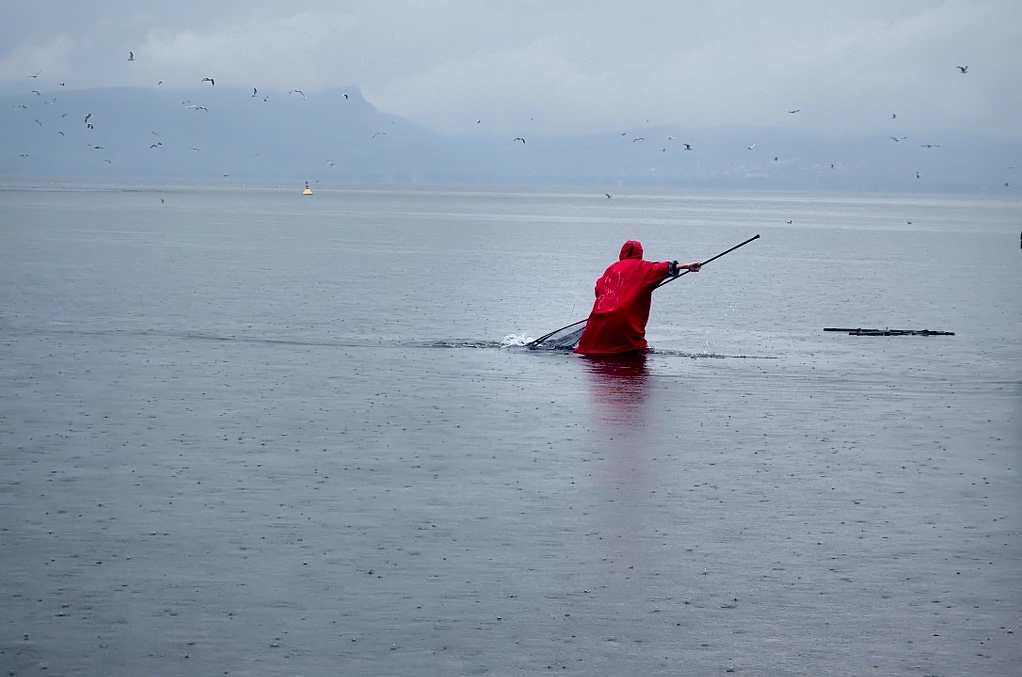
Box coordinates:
[526,324,586,351]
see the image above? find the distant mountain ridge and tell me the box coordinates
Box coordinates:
[1,86,1018,194]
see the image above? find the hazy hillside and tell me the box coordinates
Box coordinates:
[2,86,1019,193]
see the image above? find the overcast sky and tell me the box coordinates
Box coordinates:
[1,1,1018,138]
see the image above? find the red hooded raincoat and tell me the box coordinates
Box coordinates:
[574,240,672,355]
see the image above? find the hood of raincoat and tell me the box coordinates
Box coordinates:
[619,240,643,260]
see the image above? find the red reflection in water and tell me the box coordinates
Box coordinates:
[582,353,649,425]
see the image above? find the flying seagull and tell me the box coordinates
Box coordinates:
[251,88,258,97]
[343,93,349,100]
[289,89,306,99]
[892,113,897,119]
[28,70,40,78]
[957,65,968,73]
[372,132,386,138]
[788,109,800,114]
[890,136,907,142]
[683,143,692,151]
[34,119,43,126]
[605,193,612,198]
[202,77,215,85]
[747,143,756,150]
[263,96,269,102]
[150,143,161,149]
[915,171,921,179]
[920,144,940,148]
[513,137,525,144]
[632,137,644,142]
[128,51,135,61]
[84,113,92,123]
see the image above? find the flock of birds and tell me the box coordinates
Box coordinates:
[9,56,1014,189]
[11,53,373,172]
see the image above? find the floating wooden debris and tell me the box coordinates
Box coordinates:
[824,327,955,336]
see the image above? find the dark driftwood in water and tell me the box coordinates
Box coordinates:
[824,327,955,336]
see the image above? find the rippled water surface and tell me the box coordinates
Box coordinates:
[2,182,1020,675]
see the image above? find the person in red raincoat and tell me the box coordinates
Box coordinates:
[574,240,701,356]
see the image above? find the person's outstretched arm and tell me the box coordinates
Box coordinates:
[669,260,701,276]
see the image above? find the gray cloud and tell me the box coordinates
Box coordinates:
[1,0,1018,138]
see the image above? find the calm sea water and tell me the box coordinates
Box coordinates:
[1,181,1020,675]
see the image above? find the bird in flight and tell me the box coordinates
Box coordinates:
[920,144,940,148]
[202,77,214,85]
[605,193,612,199]
[28,70,41,78]
[150,143,162,149]
[892,113,897,119]
[84,113,92,123]
[683,143,692,151]
[513,137,525,144]
[252,88,258,97]
[327,160,335,166]
[128,52,135,61]
[289,89,306,99]
[343,93,349,100]
[915,171,921,179]
[747,143,756,150]
[194,106,208,111]
[788,109,800,114]
[263,96,269,102]
[31,90,40,95]
[957,65,968,73]
[372,132,385,138]
[890,136,907,142]
[34,119,43,126]
[632,137,644,142]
